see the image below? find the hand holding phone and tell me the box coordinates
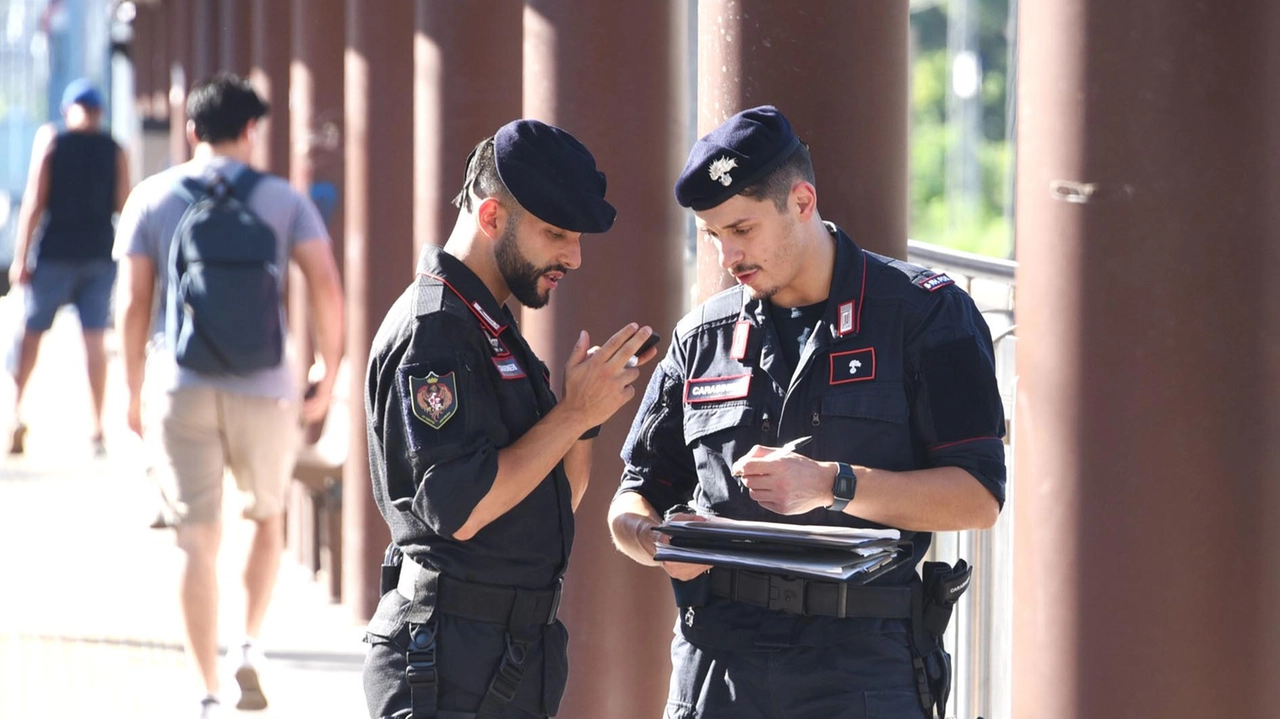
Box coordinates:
[636,331,661,356]
[626,331,662,368]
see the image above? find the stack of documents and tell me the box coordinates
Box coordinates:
[653,515,907,583]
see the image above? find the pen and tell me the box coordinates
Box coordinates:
[732,436,812,478]
[775,435,812,454]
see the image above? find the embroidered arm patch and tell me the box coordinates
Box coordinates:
[409,372,459,429]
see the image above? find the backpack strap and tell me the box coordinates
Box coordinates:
[171,166,263,206]
[229,167,264,203]
[171,176,209,206]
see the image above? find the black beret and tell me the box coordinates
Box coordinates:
[674,105,801,211]
[495,120,616,234]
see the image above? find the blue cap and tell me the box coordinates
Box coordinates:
[61,79,104,112]
[674,105,801,211]
[494,120,616,234]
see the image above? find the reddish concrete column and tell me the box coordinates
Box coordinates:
[291,0,346,271]
[143,1,171,122]
[167,0,192,164]
[250,0,292,175]
[523,3,687,717]
[343,0,414,621]
[696,0,909,300]
[1014,2,1280,717]
[131,3,156,119]
[217,0,253,76]
[286,3,345,557]
[190,0,215,82]
[412,0,521,258]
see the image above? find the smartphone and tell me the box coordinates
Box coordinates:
[625,331,662,368]
[636,331,661,357]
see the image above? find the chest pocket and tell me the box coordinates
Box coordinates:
[817,386,914,470]
[682,403,759,516]
[821,388,908,424]
[682,403,756,447]
[487,359,542,443]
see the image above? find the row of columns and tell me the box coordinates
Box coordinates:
[129,2,905,716]
[127,0,1280,717]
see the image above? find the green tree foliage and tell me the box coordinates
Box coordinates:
[910,0,1014,258]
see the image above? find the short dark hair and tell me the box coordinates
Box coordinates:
[738,142,816,212]
[186,73,270,144]
[452,136,517,214]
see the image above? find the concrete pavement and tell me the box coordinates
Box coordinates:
[0,310,369,718]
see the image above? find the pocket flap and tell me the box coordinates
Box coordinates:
[366,589,412,639]
[821,389,907,424]
[683,404,755,445]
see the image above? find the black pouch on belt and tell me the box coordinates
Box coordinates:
[910,559,972,719]
[380,542,404,597]
[670,573,712,608]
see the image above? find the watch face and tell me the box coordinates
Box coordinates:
[834,465,857,500]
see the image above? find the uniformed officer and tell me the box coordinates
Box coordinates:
[607,106,1007,719]
[364,119,657,719]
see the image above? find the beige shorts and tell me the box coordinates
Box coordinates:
[150,386,301,524]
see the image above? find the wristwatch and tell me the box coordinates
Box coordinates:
[828,462,858,512]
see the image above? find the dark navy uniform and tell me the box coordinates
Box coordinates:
[617,223,1005,718]
[363,118,614,719]
[363,246,573,719]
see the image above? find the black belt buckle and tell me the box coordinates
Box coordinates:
[406,652,437,687]
[767,575,806,615]
[546,577,563,625]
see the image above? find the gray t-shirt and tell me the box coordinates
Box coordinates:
[115,156,330,400]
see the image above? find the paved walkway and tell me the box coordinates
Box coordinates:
[0,311,369,718]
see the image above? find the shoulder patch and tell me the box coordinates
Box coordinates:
[410,372,459,429]
[912,270,955,293]
[880,257,957,294]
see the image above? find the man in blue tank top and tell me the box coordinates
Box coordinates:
[7,79,130,456]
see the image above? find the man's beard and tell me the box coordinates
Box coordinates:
[496,222,565,309]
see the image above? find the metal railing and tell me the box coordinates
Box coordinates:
[907,239,1017,719]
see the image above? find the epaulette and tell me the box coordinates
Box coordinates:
[411,273,450,318]
[674,283,746,337]
[881,256,956,294]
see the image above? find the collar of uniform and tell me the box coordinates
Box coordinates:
[821,223,867,339]
[415,244,510,336]
[739,222,866,338]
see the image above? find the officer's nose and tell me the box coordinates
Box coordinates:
[716,237,742,272]
[561,236,582,270]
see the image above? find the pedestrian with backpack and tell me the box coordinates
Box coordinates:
[114,74,345,718]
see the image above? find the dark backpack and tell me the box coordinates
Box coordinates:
[166,169,284,374]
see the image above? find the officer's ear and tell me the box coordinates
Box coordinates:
[475,196,504,241]
[791,180,817,221]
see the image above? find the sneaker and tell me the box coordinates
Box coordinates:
[198,696,221,718]
[234,641,268,710]
[9,423,25,455]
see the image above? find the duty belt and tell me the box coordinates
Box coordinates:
[397,555,562,627]
[709,567,912,619]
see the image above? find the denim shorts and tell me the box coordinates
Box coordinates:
[24,258,117,331]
